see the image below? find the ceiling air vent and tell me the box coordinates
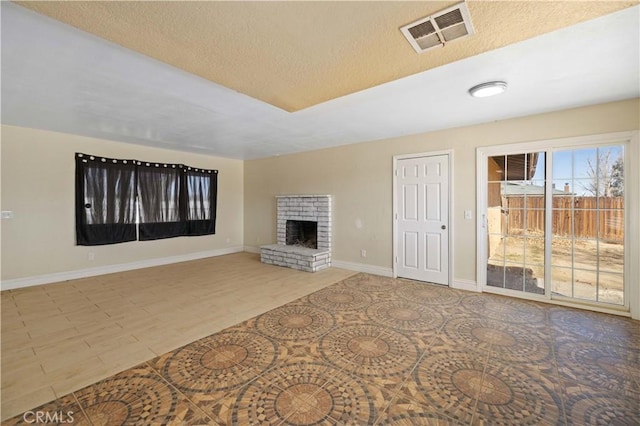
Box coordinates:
[400,2,474,53]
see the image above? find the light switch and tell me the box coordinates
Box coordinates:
[464,210,473,220]
[1,211,13,219]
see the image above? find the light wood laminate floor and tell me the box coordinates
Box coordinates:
[0,252,356,420]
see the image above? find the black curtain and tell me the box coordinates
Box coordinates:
[137,163,186,240]
[76,154,218,245]
[75,154,137,245]
[185,168,218,236]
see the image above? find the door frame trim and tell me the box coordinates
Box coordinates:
[392,150,454,286]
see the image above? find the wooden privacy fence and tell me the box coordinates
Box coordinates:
[505,196,624,241]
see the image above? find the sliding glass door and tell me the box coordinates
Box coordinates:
[486,152,546,295]
[551,146,625,305]
[479,135,630,310]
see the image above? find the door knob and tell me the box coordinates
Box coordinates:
[441,225,447,230]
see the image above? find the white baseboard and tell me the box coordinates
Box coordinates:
[247,250,475,290]
[1,246,245,291]
[245,248,393,277]
[330,260,394,277]
[452,278,480,292]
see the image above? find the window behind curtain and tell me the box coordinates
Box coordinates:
[76,153,218,245]
[186,168,218,236]
[137,163,186,240]
[75,154,137,245]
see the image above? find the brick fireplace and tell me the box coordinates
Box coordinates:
[260,195,331,272]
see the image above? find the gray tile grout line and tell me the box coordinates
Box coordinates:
[546,308,570,426]
[70,392,94,426]
[158,335,285,414]
[143,360,219,424]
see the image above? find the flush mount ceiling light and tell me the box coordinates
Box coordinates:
[469,81,508,98]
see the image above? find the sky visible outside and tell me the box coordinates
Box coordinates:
[527,145,624,196]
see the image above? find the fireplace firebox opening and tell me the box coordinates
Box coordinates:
[286,220,318,249]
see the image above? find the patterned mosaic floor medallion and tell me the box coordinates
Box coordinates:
[307,286,371,311]
[81,401,131,425]
[441,316,551,363]
[151,345,256,395]
[254,304,335,341]
[2,395,87,426]
[7,272,640,425]
[151,337,274,399]
[396,281,461,306]
[556,341,640,393]
[229,362,376,425]
[564,386,640,425]
[381,395,465,426]
[381,414,463,426]
[200,329,280,372]
[341,273,397,293]
[550,309,640,349]
[319,325,420,379]
[473,363,562,425]
[461,294,546,324]
[407,351,485,423]
[73,364,210,425]
[366,299,444,332]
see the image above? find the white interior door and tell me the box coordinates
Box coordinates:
[396,155,449,285]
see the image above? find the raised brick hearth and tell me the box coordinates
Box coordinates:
[261,195,331,272]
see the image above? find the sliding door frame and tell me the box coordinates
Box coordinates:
[476,131,639,319]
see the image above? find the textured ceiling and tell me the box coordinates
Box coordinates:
[2,2,639,159]
[14,0,637,112]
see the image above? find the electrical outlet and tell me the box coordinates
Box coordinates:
[226,238,231,244]
[87,252,95,261]
[1,211,13,219]
[361,250,367,258]
[464,210,473,220]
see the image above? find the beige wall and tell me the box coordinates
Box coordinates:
[1,125,244,281]
[2,99,638,285]
[244,99,640,283]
